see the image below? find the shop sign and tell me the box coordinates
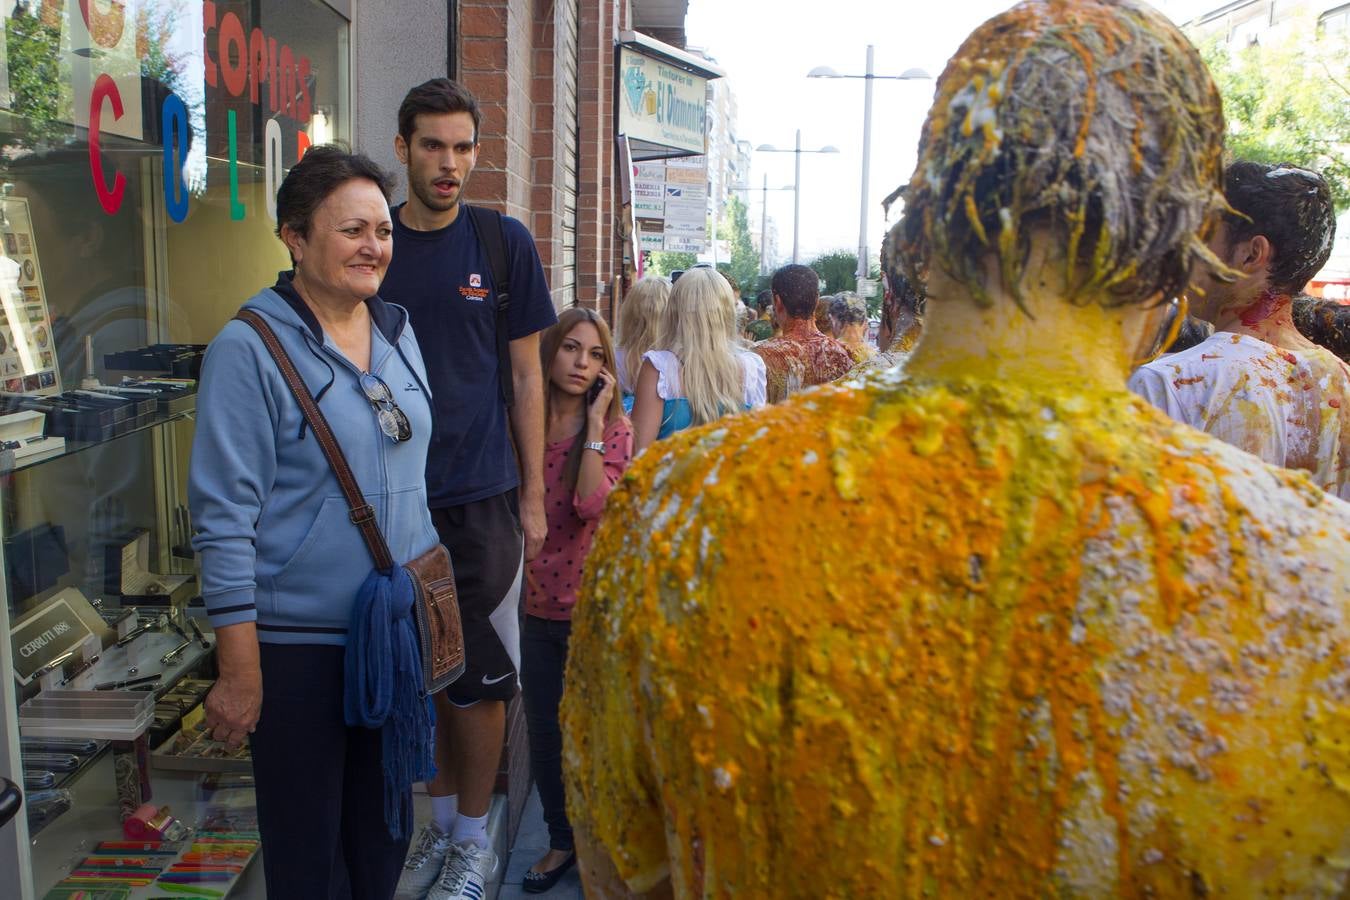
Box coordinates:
[663,235,704,253]
[665,184,707,203]
[634,198,664,218]
[664,166,705,186]
[634,163,666,182]
[33,1,318,223]
[663,219,706,236]
[619,46,707,156]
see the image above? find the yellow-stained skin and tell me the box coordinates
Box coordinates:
[563,374,1350,898]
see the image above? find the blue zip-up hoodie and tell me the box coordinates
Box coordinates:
[189,274,440,645]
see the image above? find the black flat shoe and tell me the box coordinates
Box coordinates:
[522,851,576,894]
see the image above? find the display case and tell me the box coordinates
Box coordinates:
[0,2,353,896]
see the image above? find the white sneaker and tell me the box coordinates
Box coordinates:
[426,839,499,900]
[394,822,455,899]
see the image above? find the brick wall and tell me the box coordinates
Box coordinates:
[574,0,626,313]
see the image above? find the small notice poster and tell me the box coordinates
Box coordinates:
[0,197,62,395]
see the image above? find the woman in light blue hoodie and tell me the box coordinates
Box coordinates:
[189,147,440,899]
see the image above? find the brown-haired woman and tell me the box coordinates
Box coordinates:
[521,307,633,893]
[191,145,440,897]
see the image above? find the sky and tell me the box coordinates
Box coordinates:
[684,0,1197,265]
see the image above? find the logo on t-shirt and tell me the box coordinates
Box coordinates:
[460,272,489,302]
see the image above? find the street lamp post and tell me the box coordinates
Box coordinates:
[808,49,930,290]
[729,176,795,274]
[755,130,839,264]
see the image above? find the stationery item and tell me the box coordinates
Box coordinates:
[42,887,132,900]
[21,736,100,755]
[23,769,54,789]
[151,884,225,897]
[159,636,192,664]
[22,752,80,772]
[123,804,190,841]
[29,649,75,681]
[60,653,101,685]
[95,841,180,854]
[25,788,72,832]
[95,673,163,690]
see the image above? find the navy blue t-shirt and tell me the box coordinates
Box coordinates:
[381,204,557,508]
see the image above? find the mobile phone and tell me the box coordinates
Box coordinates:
[587,378,604,404]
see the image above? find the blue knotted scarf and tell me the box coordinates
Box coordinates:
[344,564,436,839]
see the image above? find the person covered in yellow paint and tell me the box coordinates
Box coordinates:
[561,1,1350,897]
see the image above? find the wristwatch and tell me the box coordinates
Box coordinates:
[583,440,606,454]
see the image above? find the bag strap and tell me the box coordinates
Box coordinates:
[465,205,515,408]
[234,310,396,572]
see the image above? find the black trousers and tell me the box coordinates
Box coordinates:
[520,615,574,851]
[250,644,411,899]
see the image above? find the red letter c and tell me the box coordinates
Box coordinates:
[89,73,125,215]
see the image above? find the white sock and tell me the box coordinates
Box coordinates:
[450,810,489,850]
[430,794,458,834]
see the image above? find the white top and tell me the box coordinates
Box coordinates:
[643,349,768,409]
[615,347,634,395]
[1129,331,1350,500]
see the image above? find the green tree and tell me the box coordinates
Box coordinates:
[808,250,859,295]
[5,2,66,149]
[647,251,697,277]
[1197,21,1350,210]
[718,196,760,294]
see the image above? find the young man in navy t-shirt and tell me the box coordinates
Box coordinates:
[381,78,557,900]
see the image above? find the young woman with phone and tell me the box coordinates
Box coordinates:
[521,307,633,893]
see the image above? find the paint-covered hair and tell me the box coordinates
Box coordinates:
[1221,161,1335,294]
[772,264,821,319]
[896,0,1227,310]
[1294,293,1350,363]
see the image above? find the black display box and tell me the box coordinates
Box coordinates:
[104,344,206,380]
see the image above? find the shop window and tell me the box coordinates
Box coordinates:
[0,1,349,895]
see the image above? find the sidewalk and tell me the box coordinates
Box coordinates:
[498,785,583,899]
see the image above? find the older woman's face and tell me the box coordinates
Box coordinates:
[290,178,392,305]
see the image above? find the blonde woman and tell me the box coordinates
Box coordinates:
[613,276,671,406]
[631,267,766,453]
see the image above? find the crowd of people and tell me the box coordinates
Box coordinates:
[183,0,1350,897]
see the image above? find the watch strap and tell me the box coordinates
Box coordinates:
[583,440,606,453]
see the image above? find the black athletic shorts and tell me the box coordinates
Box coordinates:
[432,489,523,703]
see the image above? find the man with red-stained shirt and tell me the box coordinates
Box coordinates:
[1130,160,1350,499]
[753,264,853,403]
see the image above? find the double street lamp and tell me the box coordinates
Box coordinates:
[754,130,839,265]
[808,47,930,291]
[730,176,795,274]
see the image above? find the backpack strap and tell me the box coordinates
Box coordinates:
[466,205,515,408]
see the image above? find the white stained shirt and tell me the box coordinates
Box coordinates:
[1129,331,1350,501]
[642,349,768,409]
